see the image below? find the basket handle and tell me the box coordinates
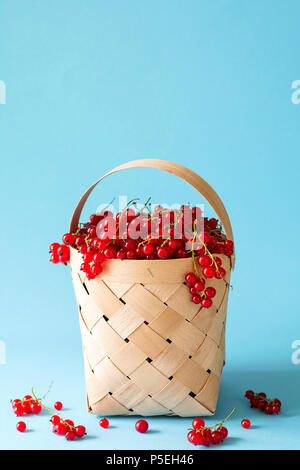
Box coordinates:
[70,159,235,268]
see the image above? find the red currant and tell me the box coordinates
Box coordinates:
[12,399,22,407]
[124,239,137,251]
[142,244,154,255]
[58,245,70,257]
[50,254,60,264]
[211,430,222,444]
[194,280,205,292]
[198,255,211,267]
[75,425,86,437]
[191,431,202,445]
[51,415,61,426]
[202,266,216,278]
[64,419,74,427]
[55,422,67,435]
[135,419,148,433]
[187,430,197,444]
[62,233,75,246]
[264,405,274,415]
[23,395,32,402]
[185,273,198,285]
[192,294,201,304]
[30,401,42,414]
[258,400,266,410]
[104,247,116,259]
[16,421,26,432]
[224,246,234,256]
[99,418,109,428]
[79,244,88,254]
[91,264,103,275]
[126,250,136,259]
[217,426,228,440]
[177,248,188,258]
[13,404,25,416]
[215,267,226,279]
[241,419,251,429]
[94,252,105,264]
[208,218,218,229]
[81,262,91,273]
[201,297,212,308]
[214,256,222,267]
[135,246,145,258]
[201,435,211,446]
[59,254,70,263]
[86,271,96,280]
[272,405,281,414]
[116,249,126,259]
[54,401,63,411]
[205,287,216,298]
[65,430,76,440]
[192,417,205,430]
[245,390,254,399]
[75,236,86,247]
[250,398,259,408]
[49,243,60,253]
[157,247,169,259]
[90,214,102,225]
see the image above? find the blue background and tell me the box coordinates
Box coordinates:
[0,0,299,450]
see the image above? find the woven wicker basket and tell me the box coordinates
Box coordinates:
[69,159,234,417]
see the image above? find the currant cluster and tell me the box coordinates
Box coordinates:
[51,415,86,441]
[49,243,70,264]
[245,390,281,414]
[49,202,234,306]
[187,409,235,447]
[11,395,42,416]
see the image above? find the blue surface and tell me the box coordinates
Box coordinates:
[1,0,300,450]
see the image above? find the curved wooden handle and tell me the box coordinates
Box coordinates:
[70,159,235,268]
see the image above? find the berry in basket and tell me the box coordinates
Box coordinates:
[50,201,234,309]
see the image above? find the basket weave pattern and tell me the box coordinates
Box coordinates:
[71,248,231,417]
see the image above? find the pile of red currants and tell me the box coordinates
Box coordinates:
[245,390,281,414]
[50,202,234,308]
[51,415,86,441]
[187,417,229,447]
[12,395,42,416]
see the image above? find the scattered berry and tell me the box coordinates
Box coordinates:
[241,419,251,429]
[54,401,63,411]
[99,418,109,428]
[16,421,26,433]
[135,419,149,433]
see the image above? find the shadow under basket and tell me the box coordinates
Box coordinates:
[68,159,235,417]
